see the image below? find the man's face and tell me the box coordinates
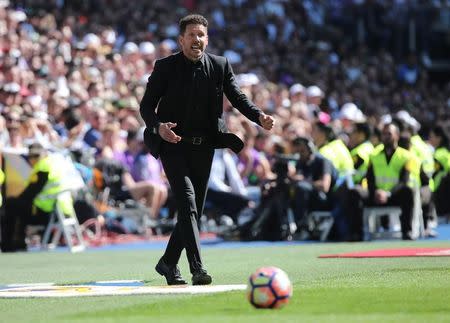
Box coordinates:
[381,124,399,147]
[348,126,360,148]
[28,155,40,167]
[311,124,325,146]
[179,24,208,61]
[428,131,439,148]
[298,142,312,162]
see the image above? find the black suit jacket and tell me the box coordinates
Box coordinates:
[139,52,263,158]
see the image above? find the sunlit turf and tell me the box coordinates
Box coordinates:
[1,240,449,322]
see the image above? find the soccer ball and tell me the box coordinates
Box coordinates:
[247,266,293,309]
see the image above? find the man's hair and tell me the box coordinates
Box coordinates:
[432,125,449,149]
[384,121,400,135]
[354,122,372,140]
[315,121,335,141]
[292,136,316,153]
[392,117,408,133]
[179,14,208,34]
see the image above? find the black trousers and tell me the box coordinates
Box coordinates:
[159,142,214,273]
[1,197,50,252]
[292,181,333,226]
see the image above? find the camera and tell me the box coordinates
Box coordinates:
[272,153,300,183]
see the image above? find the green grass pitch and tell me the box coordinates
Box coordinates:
[1,241,449,322]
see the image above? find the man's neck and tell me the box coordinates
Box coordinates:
[384,144,397,158]
[183,53,204,64]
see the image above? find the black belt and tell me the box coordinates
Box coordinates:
[181,136,209,145]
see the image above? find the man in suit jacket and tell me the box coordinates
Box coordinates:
[140,14,274,285]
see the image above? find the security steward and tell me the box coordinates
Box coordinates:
[1,143,74,252]
[344,122,374,240]
[311,121,354,176]
[429,126,450,216]
[349,122,375,185]
[366,122,416,240]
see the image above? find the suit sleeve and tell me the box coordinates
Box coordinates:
[139,60,167,128]
[222,59,262,125]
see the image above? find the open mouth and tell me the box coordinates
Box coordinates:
[191,44,201,52]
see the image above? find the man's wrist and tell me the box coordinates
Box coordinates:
[153,122,161,135]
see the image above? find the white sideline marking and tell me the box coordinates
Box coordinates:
[0,283,247,298]
[417,249,450,256]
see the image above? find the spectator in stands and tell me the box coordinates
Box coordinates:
[99,122,127,160]
[206,149,251,222]
[92,157,161,221]
[306,85,324,120]
[61,107,87,150]
[289,83,309,120]
[83,104,108,152]
[117,128,168,220]
[289,137,338,233]
[237,132,273,187]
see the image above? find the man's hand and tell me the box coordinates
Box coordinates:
[374,189,389,204]
[259,113,275,131]
[159,122,181,143]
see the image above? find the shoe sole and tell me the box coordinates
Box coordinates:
[192,276,212,285]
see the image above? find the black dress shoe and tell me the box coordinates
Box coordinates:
[155,258,187,285]
[191,263,212,285]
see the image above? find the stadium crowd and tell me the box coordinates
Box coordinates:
[0,0,449,250]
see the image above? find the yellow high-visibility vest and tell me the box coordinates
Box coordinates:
[27,155,75,216]
[319,139,354,175]
[431,147,450,191]
[410,135,434,177]
[351,141,374,184]
[370,146,414,191]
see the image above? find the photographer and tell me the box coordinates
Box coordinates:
[233,138,297,241]
[289,137,338,231]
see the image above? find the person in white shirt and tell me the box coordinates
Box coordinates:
[206,149,251,220]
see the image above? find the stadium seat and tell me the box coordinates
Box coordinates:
[41,190,86,253]
[363,189,424,240]
[307,211,334,241]
[362,206,403,240]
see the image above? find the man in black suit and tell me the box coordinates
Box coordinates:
[139,14,274,285]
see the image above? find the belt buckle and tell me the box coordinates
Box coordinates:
[192,137,203,145]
